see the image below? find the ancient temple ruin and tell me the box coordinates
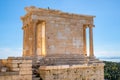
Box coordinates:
[0,6,104,80]
[21,6,104,80]
[21,6,94,58]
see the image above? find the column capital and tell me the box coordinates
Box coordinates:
[83,24,95,28]
[83,24,88,29]
[33,20,39,23]
[88,24,95,28]
[22,26,26,30]
[22,25,28,30]
[83,24,88,27]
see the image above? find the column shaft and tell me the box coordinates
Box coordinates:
[41,22,46,56]
[28,24,33,56]
[83,26,87,56]
[33,22,37,57]
[89,26,94,56]
[23,27,26,56]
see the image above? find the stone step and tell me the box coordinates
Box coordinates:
[44,58,85,61]
[89,59,99,61]
[54,60,86,63]
[46,56,85,59]
[46,54,85,58]
[88,60,101,64]
[37,61,86,65]
[41,58,86,60]
[46,57,85,60]
[32,74,36,78]
[32,77,40,80]
[46,54,84,56]
[43,58,86,61]
[55,63,85,65]
[36,54,88,65]
[44,59,86,62]
[45,58,85,60]
[37,57,87,65]
[54,61,86,65]
[54,58,86,60]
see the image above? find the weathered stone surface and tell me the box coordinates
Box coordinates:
[21,6,94,57]
[39,64,104,80]
[0,58,32,80]
[20,6,104,80]
[0,6,104,80]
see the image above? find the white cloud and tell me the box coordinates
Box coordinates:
[0,48,22,59]
[95,50,120,57]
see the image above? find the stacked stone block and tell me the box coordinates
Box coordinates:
[0,57,32,80]
[39,63,104,80]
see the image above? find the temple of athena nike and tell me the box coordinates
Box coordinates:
[0,6,104,80]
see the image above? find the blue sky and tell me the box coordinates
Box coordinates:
[0,0,120,58]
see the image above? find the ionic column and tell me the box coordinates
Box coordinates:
[89,25,94,57]
[23,26,29,56]
[22,26,26,56]
[33,21,37,57]
[83,25,87,56]
[28,23,33,56]
[36,23,42,56]
[25,25,29,56]
[41,22,46,56]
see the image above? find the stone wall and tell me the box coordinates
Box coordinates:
[45,17,84,55]
[0,57,32,80]
[39,63,104,80]
[34,9,93,55]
